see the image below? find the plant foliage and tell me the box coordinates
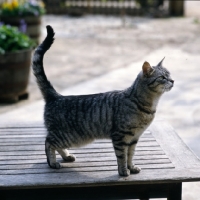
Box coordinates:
[0,24,35,54]
[0,0,45,17]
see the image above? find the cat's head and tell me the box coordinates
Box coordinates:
[141,58,174,94]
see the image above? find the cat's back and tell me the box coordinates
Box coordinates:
[45,90,123,113]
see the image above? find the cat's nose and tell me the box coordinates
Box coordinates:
[170,79,174,86]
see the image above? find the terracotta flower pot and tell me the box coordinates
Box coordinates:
[0,49,32,103]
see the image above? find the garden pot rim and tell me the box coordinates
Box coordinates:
[0,48,33,56]
[0,15,42,25]
[0,48,33,64]
[1,16,42,19]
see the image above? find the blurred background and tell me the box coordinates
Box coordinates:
[0,1,200,199]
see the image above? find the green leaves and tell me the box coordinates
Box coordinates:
[0,0,45,17]
[0,25,36,54]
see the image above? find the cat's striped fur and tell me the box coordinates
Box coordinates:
[32,25,174,176]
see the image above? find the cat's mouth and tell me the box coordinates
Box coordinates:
[165,82,174,92]
[165,87,173,92]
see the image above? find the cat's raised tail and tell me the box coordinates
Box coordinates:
[32,25,59,102]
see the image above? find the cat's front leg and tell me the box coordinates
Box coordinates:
[127,141,141,174]
[112,140,130,176]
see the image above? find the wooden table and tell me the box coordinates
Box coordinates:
[1,119,200,200]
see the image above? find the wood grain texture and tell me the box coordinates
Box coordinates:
[0,120,200,192]
[149,120,200,169]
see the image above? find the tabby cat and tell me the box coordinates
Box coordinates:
[32,25,174,176]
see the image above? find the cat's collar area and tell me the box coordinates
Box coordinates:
[131,98,156,115]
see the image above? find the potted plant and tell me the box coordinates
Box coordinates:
[0,0,45,42]
[0,24,36,103]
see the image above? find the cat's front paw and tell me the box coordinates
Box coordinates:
[50,162,61,169]
[118,168,130,176]
[128,165,141,174]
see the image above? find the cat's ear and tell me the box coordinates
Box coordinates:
[157,57,165,67]
[142,61,154,76]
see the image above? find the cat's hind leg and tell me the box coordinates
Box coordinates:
[57,149,76,162]
[45,140,61,169]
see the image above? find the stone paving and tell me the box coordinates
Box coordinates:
[1,2,200,199]
[1,12,200,113]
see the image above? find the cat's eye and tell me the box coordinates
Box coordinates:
[162,76,166,79]
[157,76,165,81]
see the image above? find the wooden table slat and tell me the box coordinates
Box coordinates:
[0,156,171,165]
[150,120,200,169]
[0,141,159,147]
[0,163,175,175]
[0,146,162,152]
[0,150,165,156]
[0,158,172,170]
[0,138,155,144]
[1,169,200,189]
[0,153,168,161]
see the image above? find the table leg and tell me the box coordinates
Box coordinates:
[168,183,182,200]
